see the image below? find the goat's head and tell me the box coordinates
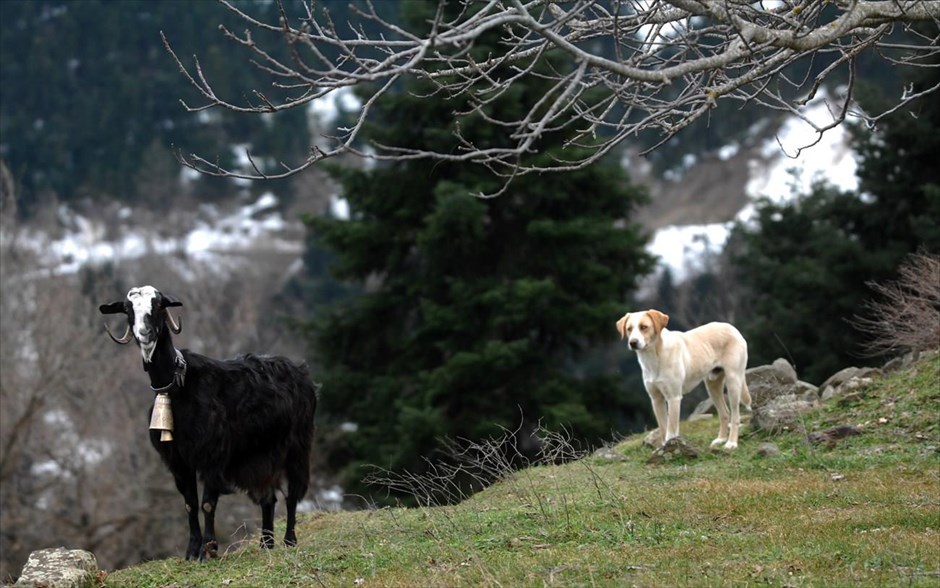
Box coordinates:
[99,286,183,363]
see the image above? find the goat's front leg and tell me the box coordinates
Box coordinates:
[260,492,277,549]
[172,469,202,561]
[200,480,223,560]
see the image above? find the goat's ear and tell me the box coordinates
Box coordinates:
[161,294,183,309]
[99,301,126,315]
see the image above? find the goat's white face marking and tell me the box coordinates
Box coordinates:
[127,285,159,362]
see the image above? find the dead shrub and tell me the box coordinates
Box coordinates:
[851,252,940,358]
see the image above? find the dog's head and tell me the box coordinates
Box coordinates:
[616,309,669,351]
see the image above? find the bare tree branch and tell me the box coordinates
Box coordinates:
[164,0,940,193]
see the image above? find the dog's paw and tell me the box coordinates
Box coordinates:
[723,441,738,450]
[709,437,728,448]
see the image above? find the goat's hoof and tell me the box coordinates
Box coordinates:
[285,534,297,547]
[202,540,219,560]
[185,538,203,561]
[260,536,275,550]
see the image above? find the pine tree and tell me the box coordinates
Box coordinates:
[730,50,940,383]
[301,3,654,500]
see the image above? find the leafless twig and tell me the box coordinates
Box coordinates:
[165,0,940,195]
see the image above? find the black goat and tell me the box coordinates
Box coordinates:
[100,285,318,560]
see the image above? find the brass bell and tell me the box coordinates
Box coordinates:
[150,393,174,442]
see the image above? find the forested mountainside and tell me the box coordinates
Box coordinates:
[0,0,903,217]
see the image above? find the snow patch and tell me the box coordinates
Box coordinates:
[647,91,860,283]
[746,93,858,204]
[6,193,302,277]
[646,223,731,282]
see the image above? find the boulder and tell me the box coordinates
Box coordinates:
[821,376,875,402]
[14,548,98,588]
[646,437,700,464]
[750,394,816,432]
[746,358,798,409]
[747,359,819,431]
[819,366,882,393]
[689,397,715,419]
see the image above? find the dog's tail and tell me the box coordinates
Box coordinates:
[741,380,753,412]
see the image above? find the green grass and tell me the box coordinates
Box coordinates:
[106,355,940,587]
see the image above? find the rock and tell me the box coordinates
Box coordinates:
[745,359,822,432]
[14,548,98,588]
[822,375,875,402]
[746,359,799,410]
[807,425,863,448]
[643,428,662,448]
[646,437,700,465]
[796,381,820,402]
[819,366,881,393]
[691,397,715,417]
[592,446,625,461]
[882,356,905,373]
[750,394,816,432]
[756,442,781,457]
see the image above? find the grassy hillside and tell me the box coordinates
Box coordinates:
[106,355,939,587]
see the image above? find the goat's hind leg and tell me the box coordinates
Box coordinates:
[200,479,223,560]
[284,455,310,547]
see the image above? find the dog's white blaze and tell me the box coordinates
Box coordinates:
[625,317,650,350]
[127,285,159,362]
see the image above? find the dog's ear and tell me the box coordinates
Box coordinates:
[648,309,669,333]
[616,314,630,340]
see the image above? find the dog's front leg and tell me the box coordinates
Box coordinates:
[665,394,682,442]
[647,387,668,447]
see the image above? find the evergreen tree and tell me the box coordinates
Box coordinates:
[301,3,654,500]
[729,52,940,383]
[0,0,317,211]
[729,184,889,382]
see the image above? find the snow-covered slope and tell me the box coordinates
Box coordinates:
[5,193,302,279]
[645,94,860,282]
[4,91,860,288]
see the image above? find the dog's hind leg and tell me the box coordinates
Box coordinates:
[723,373,746,450]
[705,372,730,448]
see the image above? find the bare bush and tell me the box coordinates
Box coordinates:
[851,252,940,358]
[164,0,940,194]
[363,421,590,508]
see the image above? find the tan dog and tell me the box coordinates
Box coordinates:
[616,310,751,450]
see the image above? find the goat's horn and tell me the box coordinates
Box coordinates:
[166,309,182,334]
[105,323,133,344]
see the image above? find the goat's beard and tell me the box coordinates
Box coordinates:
[140,341,156,363]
